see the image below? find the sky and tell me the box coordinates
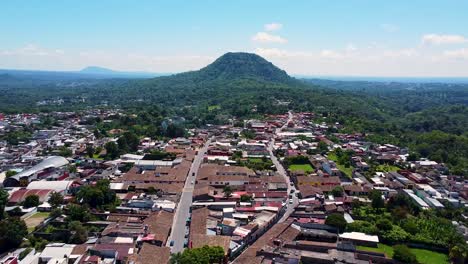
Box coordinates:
[1,0,468,77]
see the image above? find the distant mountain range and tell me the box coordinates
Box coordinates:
[0,67,167,80]
[79,66,165,78]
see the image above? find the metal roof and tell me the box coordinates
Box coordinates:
[13,156,69,180]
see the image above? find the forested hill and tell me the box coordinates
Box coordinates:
[164,52,292,83]
[141,52,297,87]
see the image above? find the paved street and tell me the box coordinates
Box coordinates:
[268,111,299,222]
[168,137,213,253]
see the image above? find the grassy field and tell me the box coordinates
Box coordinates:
[357,244,449,264]
[375,164,400,172]
[327,152,353,178]
[25,212,50,233]
[92,153,104,160]
[289,164,314,173]
[208,105,221,111]
[248,158,265,163]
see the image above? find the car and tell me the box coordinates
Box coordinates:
[290,189,294,193]
[169,240,174,246]
[289,199,293,204]
[288,194,293,199]
[192,172,195,176]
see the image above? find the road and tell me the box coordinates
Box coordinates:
[167,137,213,253]
[268,111,298,222]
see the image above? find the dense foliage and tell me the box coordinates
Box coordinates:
[170,245,225,264]
[76,179,117,209]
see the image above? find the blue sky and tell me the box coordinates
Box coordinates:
[1,1,468,76]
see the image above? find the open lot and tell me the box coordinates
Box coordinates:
[357,243,449,264]
[289,164,314,173]
[24,212,50,233]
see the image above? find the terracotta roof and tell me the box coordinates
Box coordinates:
[297,176,341,185]
[125,182,184,194]
[190,234,231,254]
[143,211,174,245]
[8,188,53,204]
[71,244,90,255]
[198,164,255,179]
[121,160,191,183]
[190,207,209,237]
[135,243,170,264]
[277,226,301,242]
[233,220,294,264]
[298,185,323,198]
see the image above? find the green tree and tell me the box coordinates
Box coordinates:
[77,186,104,208]
[376,218,393,231]
[122,132,140,152]
[58,146,72,157]
[369,190,384,210]
[23,195,40,208]
[223,186,233,198]
[325,213,347,232]
[5,170,17,178]
[392,244,417,264]
[0,189,8,220]
[0,217,28,252]
[171,245,224,264]
[381,225,409,244]
[318,141,329,153]
[86,145,95,158]
[450,244,468,264]
[48,192,64,208]
[76,180,116,209]
[66,204,91,222]
[147,187,157,195]
[165,123,185,138]
[50,208,63,218]
[68,221,88,244]
[105,141,119,159]
[240,194,253,202]
[68,164,77,173]
[331,186,344,197]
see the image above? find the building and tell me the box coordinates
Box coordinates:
[3,156,69,187]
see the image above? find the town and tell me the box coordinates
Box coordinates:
[0,109,465,264]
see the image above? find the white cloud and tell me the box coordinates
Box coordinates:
[254,47,289,58]
[345,43,357,52]
[443,48,468,60]
[320,49,344,59]
[382,49,418,58]
[252,32,287,44]
[254,47,313,58]
[422,34,468,45]
[381,23,399,33]
[264,23,282,31]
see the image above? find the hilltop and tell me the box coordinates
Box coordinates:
[147,52,296,86]
[189,52,292,83]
